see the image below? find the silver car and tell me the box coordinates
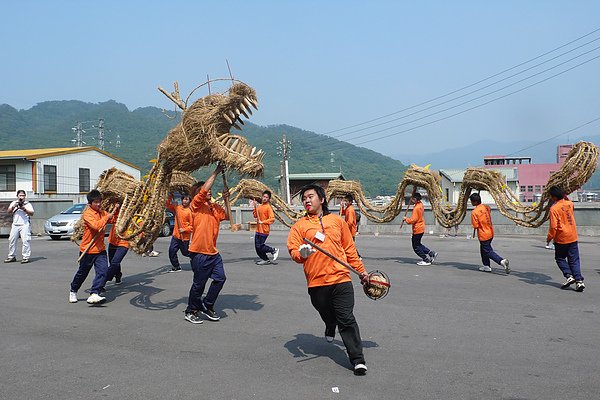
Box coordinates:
[44,203,87,240]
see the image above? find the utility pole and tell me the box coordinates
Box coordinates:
[115,134,121,148]
[97,118,105,150]
[71,121,85,147]
[278,134,292,204]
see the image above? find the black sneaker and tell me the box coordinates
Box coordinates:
[325,326,335,343]
[575,281,585,292]
[115,274,122,284]
[561,276,576,289]
[354,363,367,376]
[169,266,182,273]
[429,252,438,263]
[4,257,16,263]
[201,305,220,321]
[184,311,203,324]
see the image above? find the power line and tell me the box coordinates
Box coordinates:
[309,50,600,157]
[322,27,600,136]
[333,36,600,140]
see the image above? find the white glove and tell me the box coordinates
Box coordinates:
[298,244,316,259]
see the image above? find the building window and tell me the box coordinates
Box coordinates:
[44,165,57,192]
[79,168,90,193]
[445,188,450,202]
[0,165,16,191]
[534,185,541,193]
[520,185,525,192]
[527,185,533,192]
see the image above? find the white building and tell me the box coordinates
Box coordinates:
[0,146,140,201]
[439,167,519,204]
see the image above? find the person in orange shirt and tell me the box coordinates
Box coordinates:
[469,193,510,274]
[340,194,362,259]
[69,189,119,304]
[252,190,279,265]
[166,193,193,272]
[403,193,437,266]
[106,208,129,284]
[184,164,229,324]
[546,186,584,292]
[287,184,369,376]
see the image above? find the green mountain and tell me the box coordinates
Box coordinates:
[0,101,406,196]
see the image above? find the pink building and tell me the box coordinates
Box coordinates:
[484,144,573,202]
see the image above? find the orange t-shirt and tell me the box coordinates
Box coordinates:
[471,204,494,242]
[166,199,193,241]
[340,204,357,237]
[189,188,227,255]
[287,213,365,288]
[253,202,275,235]
[108,210,129,248]
[405,201,425,234]
[547,199,578,244]
[79,207,111,254]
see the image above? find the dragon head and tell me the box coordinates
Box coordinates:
[158,81,264,176]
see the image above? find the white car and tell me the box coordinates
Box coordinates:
[44,203,87,240]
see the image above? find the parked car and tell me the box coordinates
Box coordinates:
[44,203,87,240]
[160,210,175,237]
[44,204,174,240]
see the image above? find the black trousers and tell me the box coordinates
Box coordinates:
[308,281,365,366]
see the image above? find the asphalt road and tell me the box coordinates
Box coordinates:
[1,230,599,400]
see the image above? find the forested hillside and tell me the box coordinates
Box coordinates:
[0,101,407,196]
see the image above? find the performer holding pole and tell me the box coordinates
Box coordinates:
[546,186,584,292]
[469,193,510,273]
[166,193,193,272]
[69,190,119,304]
[403,192,437,266]
[252,190,279,265]
[287,184,369,376]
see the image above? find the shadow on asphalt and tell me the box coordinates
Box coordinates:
[284,333,379,370]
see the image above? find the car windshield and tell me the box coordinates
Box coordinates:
[61,204,87,214]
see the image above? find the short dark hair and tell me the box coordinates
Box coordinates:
[16,189,25,196]
[262,190,272,199]
[549,186,565,200]
[413,192,422,201]
[344,194,354,202]
[181,193,192,201]
[299,184,330,215]
[191,181,205,197]
[469,193,481,204]
[87,189,102,204]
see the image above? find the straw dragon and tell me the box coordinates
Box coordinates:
[226,141,598,229]
[91,79,265,254]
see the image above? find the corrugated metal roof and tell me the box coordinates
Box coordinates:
[0,146,140,170]
[288,172,345,180]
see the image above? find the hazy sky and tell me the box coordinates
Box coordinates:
[2,1,599,158]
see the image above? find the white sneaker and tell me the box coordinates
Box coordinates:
[416,260,431,266]
[325,336,335,343]
[256,259,271,265]
[86,293,106,304]
[354,363,367,375]
[272,248,280,261]
[147,250,159,257]
[69,291,78,303]
[501,259,510,274]
[479,265,492,272]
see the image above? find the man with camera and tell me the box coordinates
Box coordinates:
[5,190,34,264]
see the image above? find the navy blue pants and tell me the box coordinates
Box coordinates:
[411,233,433,262]
[254,232,275,261]
[554,241,584,281]
[479,239,503,267]
[169,237,190,268]
[70,251,108,294]
[186,253,226,313]
[107,244,128,281]
[308,282,365,367]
